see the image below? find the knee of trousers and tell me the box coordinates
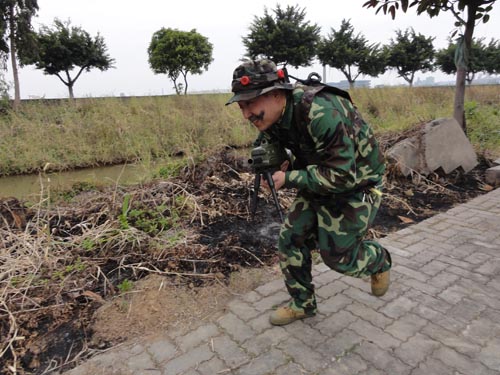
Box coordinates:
[319,247,353,274]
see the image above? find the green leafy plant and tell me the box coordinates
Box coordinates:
[82,238,96,251]
[118,193,131,229]
[465,101,500,153]
[117,278,133,294]
[127,204,174,235]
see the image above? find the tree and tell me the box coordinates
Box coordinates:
[148,28,213,95]
[0,0,38,109]
[484,38,500,74]
[242,4,321,68]
[385,28,435,87]
[23,19,114,99]
[317,19,386,89]
[435,37,497,84]
[363,0,497,131]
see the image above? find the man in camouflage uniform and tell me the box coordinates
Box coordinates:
[226,59,392,326]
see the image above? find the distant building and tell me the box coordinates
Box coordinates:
[327,80,371,90]
[414,76,435,87]
[415,75,500,87]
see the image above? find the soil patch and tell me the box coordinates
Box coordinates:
[0,139,495,374]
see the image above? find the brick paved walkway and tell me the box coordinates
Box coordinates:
[66,188,500,375]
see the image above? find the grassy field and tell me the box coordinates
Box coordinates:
[0,85,499,176]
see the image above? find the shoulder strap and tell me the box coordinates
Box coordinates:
[288,72,352,103]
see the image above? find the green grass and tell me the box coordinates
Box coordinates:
[0,85,499,176]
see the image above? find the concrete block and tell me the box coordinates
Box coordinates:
[387,137,423,176]
[424,118,477,174]
[387,118,478,176]
[485,166,500,187]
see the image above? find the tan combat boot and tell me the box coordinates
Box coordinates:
[371,270,390,296]
[269,306,313,326]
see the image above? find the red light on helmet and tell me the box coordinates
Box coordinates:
[240,76,250,85]
[277,69,285,79]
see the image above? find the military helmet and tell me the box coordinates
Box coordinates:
[225,58,293,105]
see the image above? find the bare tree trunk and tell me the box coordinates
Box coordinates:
[68,84,74,99]
[453,67,467,132]
[183,71,188,95]
[453,3,478,133]
[9,5,21,109]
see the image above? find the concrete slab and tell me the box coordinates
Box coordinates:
[387,118,478,176]
[424,118,477,174]
[486,166,500,187]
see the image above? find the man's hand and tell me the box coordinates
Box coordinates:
[262,170,286,191]
[262,160,289,191]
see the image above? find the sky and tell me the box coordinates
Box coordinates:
[11,0,500,99]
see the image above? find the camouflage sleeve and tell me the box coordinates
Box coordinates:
[285,97,358,195]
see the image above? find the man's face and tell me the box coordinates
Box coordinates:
[237,91,284,131]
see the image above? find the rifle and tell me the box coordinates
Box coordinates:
[248,138,288,223]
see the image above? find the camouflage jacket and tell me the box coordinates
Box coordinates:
[263,84,385,196]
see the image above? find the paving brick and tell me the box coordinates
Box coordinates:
[241,290,263,303]
[317,292,352,314]
[432,346,497,375]
[393,265,430,282]
[241,326,288,356]
[411,357,465,375]
[314,310,358,337]
[319,353,367,375]
[254,278,285,296]
[428,271,460,289]
[234,348,288,375]
[246,311,272,333]
[461,313,500,346]
[379,243,412,257]
[385,313,427,341]
[478,338,500,371]
[161,344,213,375]
[252,291,290,312]
[175,323,220,352]
[341,287,386,309]
[314,269,343,285]
[349,318,401,349]
[438,284,470,304]
[400,276,442,295]
[227,299,261,321]
[393,333,441,367]
[355,341,412,375]
[412,305,464,333]
[345,301,393,329]
[379,296,418,319]
[217,312,255,343]
[275,362,308,375]
[475,258,500,276]
[422,322,481,357]
[406,290,452,314]
[196,356,227,375]
[419,259,449,276]
[447,265,491,283]
[277,336,327,372]
[146,337,178,364]
[211,335,249,368]
[446,297,485,323]
[315,280,349,299]
[314,328,364,361]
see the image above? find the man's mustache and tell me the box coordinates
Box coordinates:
[249,111,265,123]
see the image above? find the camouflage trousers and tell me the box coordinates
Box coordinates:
[278,189,392,315]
